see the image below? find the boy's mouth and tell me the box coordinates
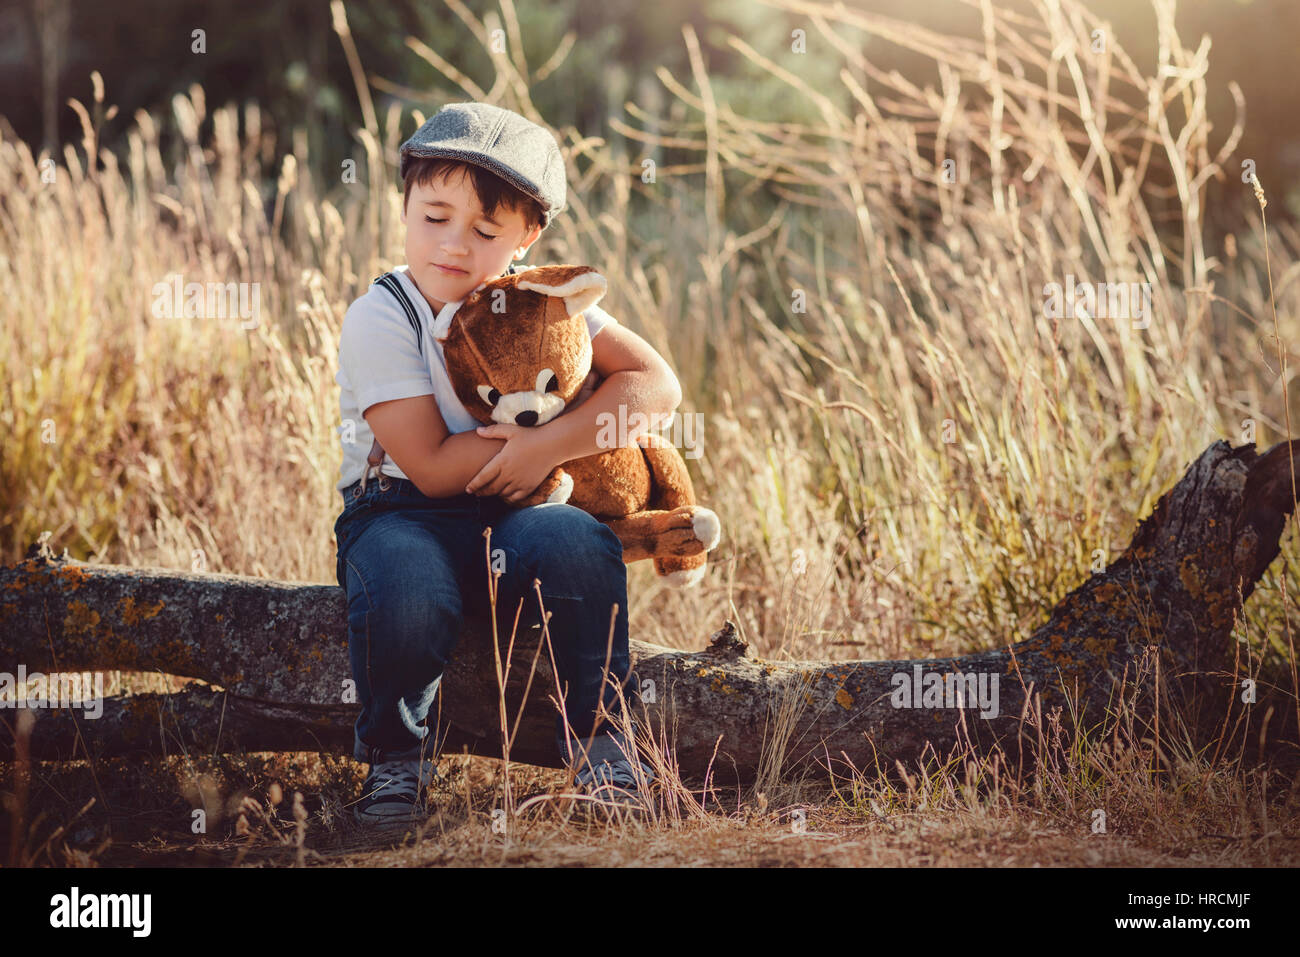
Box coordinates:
[433,263,468,275]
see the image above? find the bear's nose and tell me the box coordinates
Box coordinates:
[514,410,539,427]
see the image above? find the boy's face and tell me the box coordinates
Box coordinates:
[401,168,543,315]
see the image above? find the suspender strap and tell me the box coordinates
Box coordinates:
[357,271,421,494]
[373,272,425,360]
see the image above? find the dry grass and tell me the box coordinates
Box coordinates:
[2,0,1299,865]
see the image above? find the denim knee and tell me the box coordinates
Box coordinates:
[348,560,465,671]
[506,504,625,584]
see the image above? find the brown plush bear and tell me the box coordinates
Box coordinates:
[367,264,721,585]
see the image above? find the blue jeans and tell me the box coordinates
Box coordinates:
[333,476,636,766]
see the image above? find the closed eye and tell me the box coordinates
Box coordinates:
[425,216,497,240]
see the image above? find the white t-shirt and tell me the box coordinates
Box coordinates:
[335,264,617,492]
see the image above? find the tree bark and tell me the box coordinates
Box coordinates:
[2,440,1296,782]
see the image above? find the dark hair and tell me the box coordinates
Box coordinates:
[402,157,547,233]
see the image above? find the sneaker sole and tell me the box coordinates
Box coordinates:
[354,808,428,831]
[575,787,651,821]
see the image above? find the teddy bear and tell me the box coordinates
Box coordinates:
[433,264,721,585]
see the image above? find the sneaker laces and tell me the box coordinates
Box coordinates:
[569,728,655,792]
[364,759,439,802]
[575,757,651,791]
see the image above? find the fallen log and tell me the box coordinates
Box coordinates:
[2,439,1296,782]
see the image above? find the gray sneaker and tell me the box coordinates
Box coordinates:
[354,758,441,828]
[568,727,655,817]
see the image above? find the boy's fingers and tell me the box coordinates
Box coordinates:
[467,464,499,494]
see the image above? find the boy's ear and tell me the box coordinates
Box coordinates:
[516,223,542,258]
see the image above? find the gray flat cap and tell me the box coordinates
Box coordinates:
[399,102,567,228]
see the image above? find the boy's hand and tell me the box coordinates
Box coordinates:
[467,372,599,502]
[466,424,560,503]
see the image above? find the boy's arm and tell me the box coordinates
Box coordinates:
[364,394,508,499]
[338,290,502,499]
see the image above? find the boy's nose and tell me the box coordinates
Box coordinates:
[514,410,539,426]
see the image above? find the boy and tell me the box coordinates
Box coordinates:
[333,102,680,827]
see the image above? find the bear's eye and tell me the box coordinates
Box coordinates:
[477,385,501,406]
[536,368,559,393]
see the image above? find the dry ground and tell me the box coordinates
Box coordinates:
[5,749,1297,868]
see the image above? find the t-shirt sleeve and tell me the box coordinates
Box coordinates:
[583,301,619,339]
[337,292,436,417]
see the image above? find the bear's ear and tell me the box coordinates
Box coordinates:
[431,299,463,341]
[431,274,512,341]
[515,265,607,317]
